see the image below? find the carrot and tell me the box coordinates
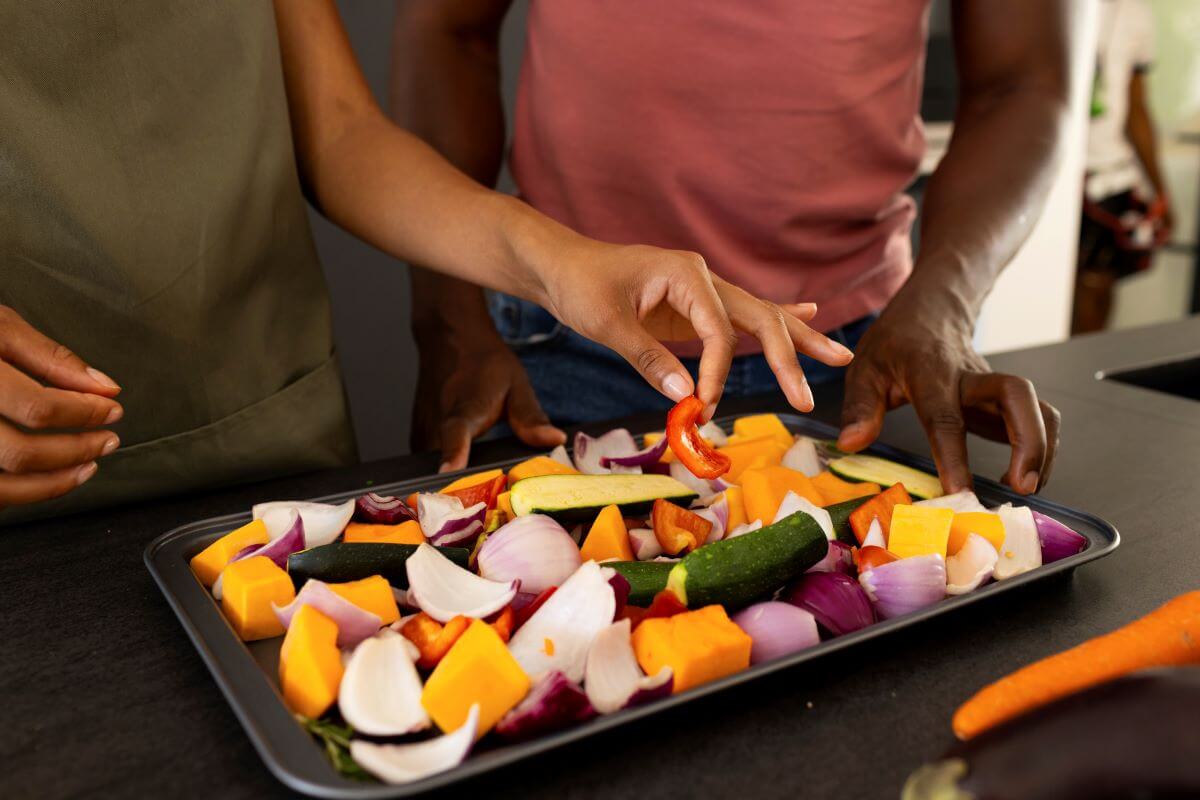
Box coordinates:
[952,591,1200,740]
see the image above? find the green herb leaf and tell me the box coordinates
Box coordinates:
[298,715,373,782]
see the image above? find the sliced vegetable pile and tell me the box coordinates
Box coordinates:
[188,407,1090,784]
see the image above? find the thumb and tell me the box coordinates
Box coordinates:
[506,373,566,448]
[605,317,694,403]
[838,369,887,452]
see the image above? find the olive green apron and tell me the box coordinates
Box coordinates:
[0,1,358,525]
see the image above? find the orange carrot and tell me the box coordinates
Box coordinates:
[953,591,1200,740]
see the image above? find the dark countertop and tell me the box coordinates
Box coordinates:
[4,317,1199,799]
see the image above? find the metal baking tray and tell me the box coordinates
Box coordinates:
[145,414,1120,798]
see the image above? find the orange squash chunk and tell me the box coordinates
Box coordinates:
[812,470,881,505]
[580,504,635,562]
[724,485,747,531]
[740,465,824,524]
[632,605,752,693]
[732,414,793,447]
[421,619,530,736]
[716,437,788,482]
[343,520,425,546]
[507,456,578,486]
[439,468,505,495]
[328,575,400,624]
[221,556,296,641]
[279,604,343,719]
[189,519,268,587]
[948,511,1006,555]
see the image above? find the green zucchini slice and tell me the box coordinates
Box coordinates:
[828,454,944,500]
[509,473,697,525]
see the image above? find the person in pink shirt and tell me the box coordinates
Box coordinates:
[394,1,1076,495]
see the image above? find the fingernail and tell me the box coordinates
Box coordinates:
[662,373,690,402]
[86,367,120,390]
[1022,471,1039,493]
[798,381,814,411]
[76,462,98,485]
[104,405,123,424]
[101,436,120,455]
[831,341,854,358]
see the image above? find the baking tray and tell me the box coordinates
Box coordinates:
[145,414,1120,798]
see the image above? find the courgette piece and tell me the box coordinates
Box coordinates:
[828,454,944,500]
[603,561,673,607]
[509,473,697,526]
[666,511,828,610]
[286,542,470,590]
[823,495,875,545]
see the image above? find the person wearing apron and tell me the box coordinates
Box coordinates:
[0,1,851,525]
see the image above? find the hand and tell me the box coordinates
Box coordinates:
[533,239,852,417]
[412,329,565,472]
[0,306,123,508]
[837,302,1060,495]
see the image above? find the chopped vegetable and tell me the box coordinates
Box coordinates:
[947,511,1005,555]
[507,455,578,486]
[915,490,986,514]
[640,589,690,622]
[279,604,343,719]
[438,468,505,495]
[548,444,574,469]
[847,482,912,545]
[805,540,855,575]
[353,493,417,525]
[783,571,875,637]
[421,620,530,736]
[741,465,824,524]
[344,521,425,546]
[579,504,635,562]
[416,493,488,548]
[477,514,581,594]
[585,619,673,713]
[338,629,429,735]
[652,499,712,555]
[823,495,874,544]
[732,414,793,447]
[574,429,643,475]
[351,704,479,785]
[274,579,382,648]
[631,605,752,693]
[494,671,594,741]
[887,505,955,559]
[855,544,896,571]
[329,576,401,625]
[862,518,886,549]
[665,397,731,479]
[781,436,823,477]
[668,458,716,497]
[252,499,355,547]
[400,613,471,670]
[1031,511,1088,563]
[811,470,880,505]
[945,534,998,596]
[189,519,269,587]
[992,504,1042,580]
[507,561,616,682]
[732,601,820,664]
[287,542,469,590]
[490,606,515,642]
[508,473,697,525]
[772,491,834,539]
[693,492,731,544]
[406,543,518,623]
[828,455,943,500]
[953,591,1200,740]
[628,527,663,560]
[716,436,788,482]
[859,554,946,620]
[220,556,297,641]
[443,473,507,510]
[602,561,673,607]
[600,436,669,469]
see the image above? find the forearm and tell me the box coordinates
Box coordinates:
[1127,105,1168,199]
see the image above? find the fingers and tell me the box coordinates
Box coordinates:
[0,306,121,396]
[779,311,855,368]
[962,373,1048,494]
[838,367,888,453]
[436,395,500,472]
[668,258,735,412]
[506,373,566,449]
[0,462,97,508]
[911,378,973,494]
[0,362,123,429]
[780,302,818,323]
[1038,400,1061,489]
[0,419,119,474]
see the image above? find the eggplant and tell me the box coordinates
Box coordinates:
[903,668,1200,800]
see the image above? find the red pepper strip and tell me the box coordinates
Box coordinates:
[651,498,712,555]
[490,606,515,642]
[445,474,507,510]
[665,396,731,479]
[400,612,471,670]
[847,482,912,544]
[855,545,899,573]
[513,586,557,631]
[632,590,690,630]
[616,604,648,627]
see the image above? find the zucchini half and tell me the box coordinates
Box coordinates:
[509,473,697,525]
[828,454,944,500]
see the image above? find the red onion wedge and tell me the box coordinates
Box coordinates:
[339,630,429,736]
[773,491,834,539]
[274,579,382,648]
[946,533,998,595]
[548,444,575,470]
[350,704,479,785]
[727,520,763,538]
[862,517,886,549]
[212,511,305,600]
[782,436,822,477]
[574,429,642,475]
[993,504,1043,580]
[354,493,417,525]
[584,619,673,714]
[495,671,594,741]
[507,561,616,682]
[1032,510,1088,563]
[406,543,518,623]
[628,528,663,560]
[416,493,487,548]
[694,493,730,543]
[915,490,987,514]
[733,602,820,664]
[859,554,946,619]
[604,569,631,618]
[806,540,855,575]
[477,515,581,595]
[783,571,874,637]
[253,499,354,547]
[669,459,714,497]
[600,437,668,469]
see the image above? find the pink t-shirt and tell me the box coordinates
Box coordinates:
[510,0,930,354]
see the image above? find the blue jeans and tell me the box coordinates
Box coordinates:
[489,294,873,427]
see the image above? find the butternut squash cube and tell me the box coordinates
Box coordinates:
[343,520,425,546]
[580,504,635,562]
[948,511,1005,555]
[220,556,296,641]
[439,468,505,495]
[724,485,747,531]
[507,456,578,486]
[641,431,674,462]
[717,437,788,482]
[632,605,751,694]
[732,414,793,447]
[887,504,955,559]
[279,604,343,719]
[811,470,881,505]
[496,491,515,518]
[740,465,824,524]
[328,575,400,624]
[421,619,530,736]
[189,519,269,587]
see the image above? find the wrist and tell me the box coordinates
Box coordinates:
[889,254,984,337]
[493,194,582,312]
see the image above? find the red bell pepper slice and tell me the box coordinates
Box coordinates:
[854,545,899,572]
[513,586,557,631]
[445,474,507,510]
[665,396,731,479]
[400,612,471,670]
[847,482,912,544]
[489,606,515,643]
[651,498,712,555]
